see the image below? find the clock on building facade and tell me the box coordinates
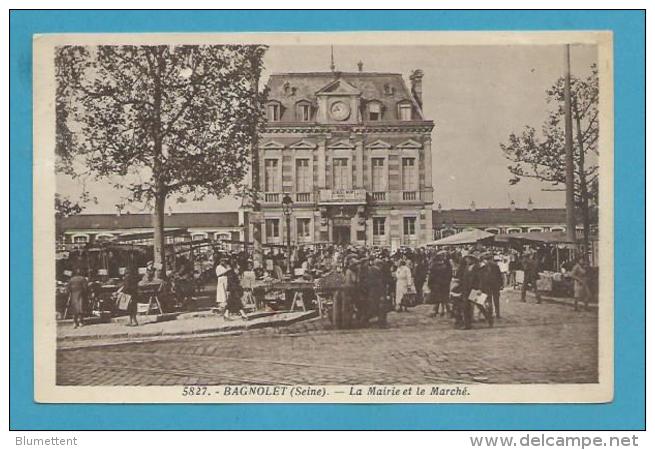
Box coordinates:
[329,100,351,121]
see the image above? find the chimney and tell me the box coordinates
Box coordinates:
[527,197,534,211]
[357,61,363,72]
[510,199,516,211]
[409,69,424,108]
[470,201,476,212]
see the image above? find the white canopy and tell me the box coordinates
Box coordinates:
[424,229,495,247]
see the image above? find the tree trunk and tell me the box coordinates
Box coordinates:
[152,192,167,276]
[249,49,264,268]
[573,99,590,260]
[150,46,167,276]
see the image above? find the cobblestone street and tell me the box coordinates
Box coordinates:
[56,289,598,385]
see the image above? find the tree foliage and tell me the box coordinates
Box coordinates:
[500,65,599,209]
[54,193,84,218]
[56,44,267,268]
[56,44,266,202]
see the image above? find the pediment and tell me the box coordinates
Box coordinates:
[260,141,285,150]
[327,139,355,150]
[316,78,361,96]
[397,139,423,149]
[289,139,317,150]
[366,139,392,150]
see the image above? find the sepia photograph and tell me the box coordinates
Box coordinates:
[32,31,614,403]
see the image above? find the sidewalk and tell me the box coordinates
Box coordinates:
[57,309,318,346]
[503,287,599,310]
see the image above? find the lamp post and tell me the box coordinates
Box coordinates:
[281,193,293,276]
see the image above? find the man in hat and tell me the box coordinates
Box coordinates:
[368,258,389,327]
[520,250,542,304]
[341,254,359,328]
[456,252,481,329]
[480,252,503,319]
[428,251,452,317]
[355,255,371,325]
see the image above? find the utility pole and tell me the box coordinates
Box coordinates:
[563,44,577,246]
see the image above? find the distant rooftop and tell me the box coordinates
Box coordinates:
[57,212,240,231]
[432,208,569,226]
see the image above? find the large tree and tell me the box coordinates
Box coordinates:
[500,65,599,248]
[56,44,267,272]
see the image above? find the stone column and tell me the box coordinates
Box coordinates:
[423,136,433,202]
[318,138,326,189]
[355,140,364,189]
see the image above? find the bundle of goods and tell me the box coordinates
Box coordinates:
[314,270,346,291]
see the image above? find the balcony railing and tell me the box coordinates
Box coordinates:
[296,192,312,203]
[261,189,432,205]
[402,191,417,201]
[264,193,280,203]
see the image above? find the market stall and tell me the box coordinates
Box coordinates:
[423,229,495,247]
[498,231,578,298]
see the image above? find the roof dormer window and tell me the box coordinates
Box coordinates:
[368,102,382,121]
[267,102,281,122]
[398,102,412,121]
[296,101,312,122]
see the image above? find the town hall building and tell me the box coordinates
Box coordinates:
[250,66,435,248]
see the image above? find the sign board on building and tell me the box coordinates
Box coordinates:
[319,189,367,204]
[249,212,264,224]
[332,217,351,226]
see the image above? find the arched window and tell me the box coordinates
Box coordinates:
[484,228,500,235]
[191,232,208,241]
[214,232,230,242]
[550,226,565,232]
[71,233,89,246]
[528,227,543,233]
[506,228,522,234]
[95,233,115,243]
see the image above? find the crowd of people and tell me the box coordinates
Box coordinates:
[60,240,594,329]
[210,243,591,330]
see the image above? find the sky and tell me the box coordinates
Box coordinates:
[57,43,597,213]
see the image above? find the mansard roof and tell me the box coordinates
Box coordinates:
[265,71,426,123]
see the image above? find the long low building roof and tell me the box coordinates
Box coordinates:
[432,208,569,226]
[57,212,240,231]
[57,208,569,232]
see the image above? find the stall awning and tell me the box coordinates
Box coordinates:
[424,229,495,246]
[113,228,188,243]
[495,231,576,244]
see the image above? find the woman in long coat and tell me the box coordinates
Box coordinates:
[395,259,414,312]
[67,269,88,328]
[122,268,140,326]
[569,257,590,311]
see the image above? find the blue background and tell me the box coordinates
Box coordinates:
[10,10,645,430]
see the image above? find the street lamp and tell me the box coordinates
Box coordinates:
[281,193,293,276]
